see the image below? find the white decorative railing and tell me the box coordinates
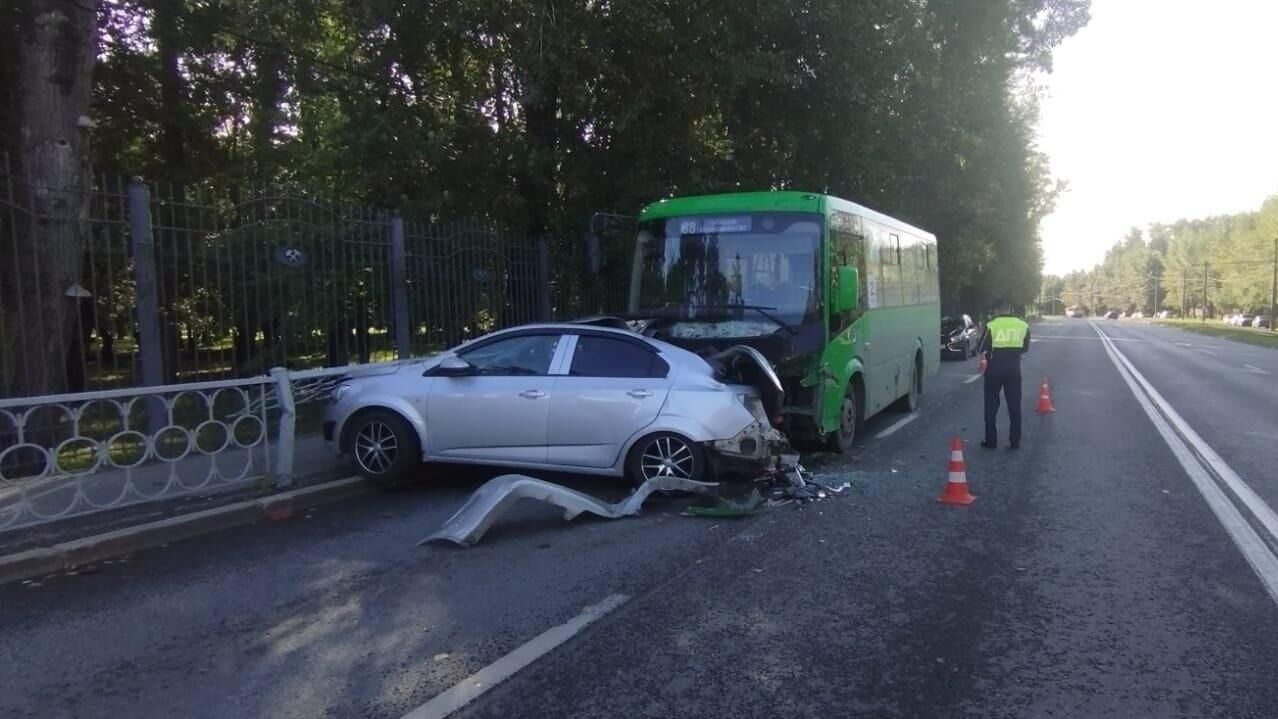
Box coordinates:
[0,364,374,533]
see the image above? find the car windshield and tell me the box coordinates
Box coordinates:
[630,212,821,330]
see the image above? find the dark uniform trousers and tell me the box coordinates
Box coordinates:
[983,358,1022,446]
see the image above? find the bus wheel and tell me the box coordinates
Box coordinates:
[825,383,860,454]
[895,352,923,412]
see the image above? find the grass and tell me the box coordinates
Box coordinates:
[1155,319,1278,350]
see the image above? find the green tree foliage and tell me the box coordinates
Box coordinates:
[7,0,1090,326]
[1042,196,1278,316]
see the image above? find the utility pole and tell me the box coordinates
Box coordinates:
[1181,269,1187,319]
[1270,237,1276,332]
[1153,273,1160,316]
[1202,261,1209,322]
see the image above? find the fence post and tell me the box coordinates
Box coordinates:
[129,178,165,434]
[537,237,552,321]
[389,213,411,359]
[269,366,296,487]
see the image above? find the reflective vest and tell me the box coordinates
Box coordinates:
[987,316,1028,349]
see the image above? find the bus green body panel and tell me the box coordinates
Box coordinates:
[631,191,940,442]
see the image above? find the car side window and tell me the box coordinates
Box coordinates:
[458,334,560,376]
[568,336,668,378]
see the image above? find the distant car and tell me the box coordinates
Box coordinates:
[1238,313,1256,327]
[1066,307,1085,318]
[1255,313,1272,329]
[941,314,979,359]
[1224,313,1238,326]
[1105,310,1119,319]
[324,323,785,487]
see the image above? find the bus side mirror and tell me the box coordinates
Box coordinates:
[836,266,859,312]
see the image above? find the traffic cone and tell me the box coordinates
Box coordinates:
[1035,377,1056,414]
[937,436,976,506]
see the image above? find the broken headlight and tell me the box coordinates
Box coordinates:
[331,383,352,403]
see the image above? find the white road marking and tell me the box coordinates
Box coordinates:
[874,412,919,439]
[964,373,983,384]
[1197,348,1217,355]
[1244,364,1270,375]
[1029,335,1141,341]
[401,594,629,719]
[1176,342,1193,347]
[1092,323,1278,606]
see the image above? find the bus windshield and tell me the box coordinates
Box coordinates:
[630,212,822,331]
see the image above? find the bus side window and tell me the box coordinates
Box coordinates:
[828,211,865,334]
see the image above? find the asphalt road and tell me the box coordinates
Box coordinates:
[2,318,1277,719]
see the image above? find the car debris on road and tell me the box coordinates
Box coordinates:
[423,452,856,546]
[420,474,721,547]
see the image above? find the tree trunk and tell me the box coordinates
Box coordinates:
[510,2,561,326]
[0,0,97,396]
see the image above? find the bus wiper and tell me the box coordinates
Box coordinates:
[691,305,798,335]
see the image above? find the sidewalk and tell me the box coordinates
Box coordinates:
[0,436,343,554]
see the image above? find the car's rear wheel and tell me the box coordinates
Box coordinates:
[346,409,421,488]
[625,432,705,487]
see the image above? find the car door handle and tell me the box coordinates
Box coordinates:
[627,389,653,398]
[519,390,545,399]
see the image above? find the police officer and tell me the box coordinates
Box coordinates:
[979,299,1031,449]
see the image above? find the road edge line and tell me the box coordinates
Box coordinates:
[0,476,368,586]
[401,593,630,719]
[1092,323,1278,605]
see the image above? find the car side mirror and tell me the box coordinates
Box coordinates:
[432,356,475,377]
[836,266,859,313]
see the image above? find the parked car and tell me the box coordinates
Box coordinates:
[1157,310,1176,319]
[941,314,980,360]
[1066,306,1085,318]
[324,323,786,487]
[1131,310,1144,319]
[1224,313,1238,326]
[1105,310,1119,319]
[1238,313,1256,327]
[1255,313,1272,329]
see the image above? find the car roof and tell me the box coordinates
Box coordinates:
[480,323,713,371]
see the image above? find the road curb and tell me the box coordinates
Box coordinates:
[0,476,368,586]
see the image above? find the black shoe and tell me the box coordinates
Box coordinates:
[1008,443,1020,450]
[980,440,997,450]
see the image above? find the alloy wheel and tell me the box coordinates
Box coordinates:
[639,436,695,481]
[354,421,398,475]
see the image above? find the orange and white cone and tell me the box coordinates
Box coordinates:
[937,436,976,506]
[1035,377,1056,414]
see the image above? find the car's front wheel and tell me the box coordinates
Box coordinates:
[346,409,421,488]
[625,432,706,487]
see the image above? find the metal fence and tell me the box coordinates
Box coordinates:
[0,158,636,400]
[0,363,364,533]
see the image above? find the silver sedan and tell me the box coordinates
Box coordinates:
[323,323,784,487]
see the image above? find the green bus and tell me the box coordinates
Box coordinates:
[624,191,940,451]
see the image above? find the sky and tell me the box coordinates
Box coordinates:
[1036,0,1278,275]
